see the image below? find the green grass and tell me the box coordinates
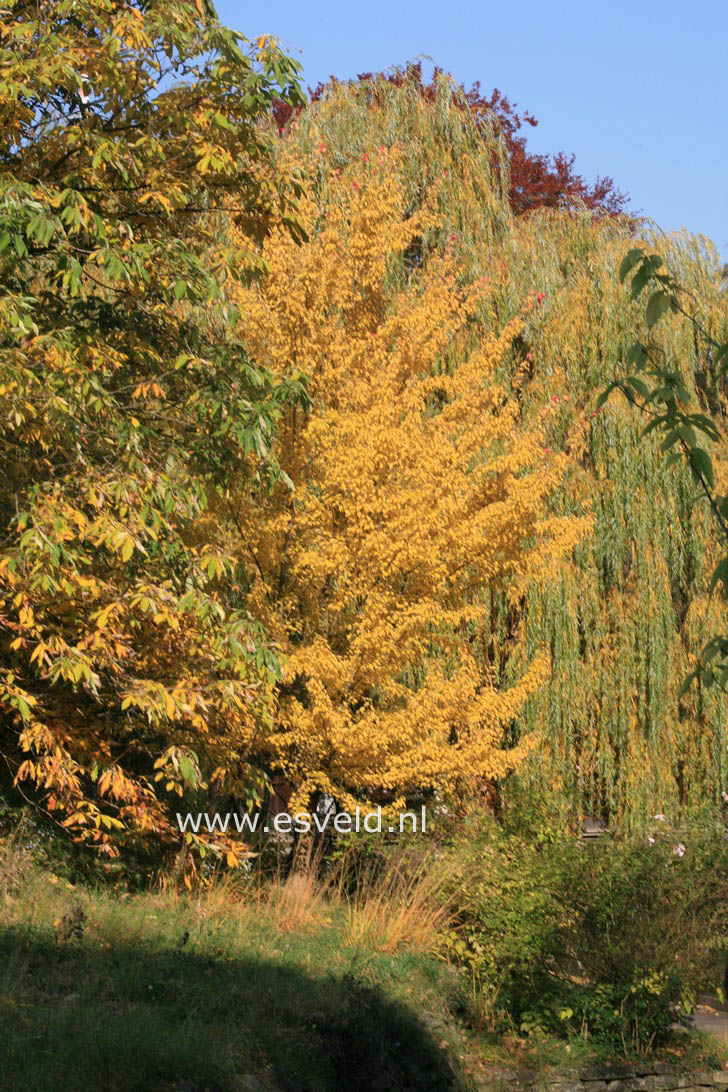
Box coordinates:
[467,1025,728,1076]
[0,850,474,1092]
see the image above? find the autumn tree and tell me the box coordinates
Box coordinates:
[274,62,627,218]
[0,0,307,861]
[233,142,590,812]
[260,73,728,830]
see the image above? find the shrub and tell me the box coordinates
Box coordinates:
[445,818,728,1053]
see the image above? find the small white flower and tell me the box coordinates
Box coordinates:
[672,843,686,858]
[721,791,728,803]
[653,813,667,821]
[647,836,655,845]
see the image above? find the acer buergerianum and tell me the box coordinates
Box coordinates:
[0,1,307,864]
[233,141,590,812]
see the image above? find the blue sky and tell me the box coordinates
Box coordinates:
[218,0,727,257]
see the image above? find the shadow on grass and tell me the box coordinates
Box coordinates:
[0,923,467,1092]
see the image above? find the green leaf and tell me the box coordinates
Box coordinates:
[641,417,664,438]
[677,423,697,447]
[625,342,649,369]
[595,385,614,410]
[619,248,644,283]
[689,447,713,487]
[625,376,650,399]
[179,756,197,787]
[645,290,671,328]
[689,413,721,442]
[710,558,728,597]
[629,267,653,299]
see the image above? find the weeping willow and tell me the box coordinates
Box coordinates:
[275,72,728,829]
[498,215,728,829]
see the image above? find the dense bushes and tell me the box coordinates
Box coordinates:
[443,818,728,1052]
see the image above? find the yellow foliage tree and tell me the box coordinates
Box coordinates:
[234,148,590,810]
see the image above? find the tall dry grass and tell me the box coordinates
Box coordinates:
[189,843,458,953]
[332,848,458,954]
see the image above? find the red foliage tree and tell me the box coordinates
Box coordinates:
[473,83,627,216]
[273,62,627,218]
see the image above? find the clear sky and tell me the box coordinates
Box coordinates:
[218,0,727,257]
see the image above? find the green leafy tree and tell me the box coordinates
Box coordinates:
[0,0,307,864]
[601,249,728,688]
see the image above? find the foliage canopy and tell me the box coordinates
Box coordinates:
[0,0,306,859]
[234,141,588,809]
[2,27,727,858]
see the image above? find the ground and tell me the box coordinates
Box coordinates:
[1,856,726,1092]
